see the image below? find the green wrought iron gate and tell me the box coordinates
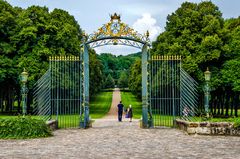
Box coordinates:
[149,55,198,127]
[33,14,198,129]
[33,56,84,128]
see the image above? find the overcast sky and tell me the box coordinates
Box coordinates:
[6,0,240,55]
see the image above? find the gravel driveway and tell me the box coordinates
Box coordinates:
[0,118,240,159]
[1,88,239,159]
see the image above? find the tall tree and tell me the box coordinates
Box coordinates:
[89,49,104,94]
[128,59,141,99]
[118,71,128,88]
[151,1,225,84]
[0,0,19,112]
[150,1,230,114]
[104,74,115,89]
[0,1,106,114]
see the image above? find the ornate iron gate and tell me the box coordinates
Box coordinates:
[149,55,198,127]
[33,14,198,129]
[33,56,84,128]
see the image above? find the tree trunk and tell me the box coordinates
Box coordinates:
[216,93,220,115]
[230,93,234,116]
[235,93,239,117]
[213,96,217,115]
[225,90,231,117]
[220,93,225,116]
[17,94,21,114]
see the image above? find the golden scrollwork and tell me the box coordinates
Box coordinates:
[86,13,150,44]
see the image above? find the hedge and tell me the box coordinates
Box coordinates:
[0,116,52,139]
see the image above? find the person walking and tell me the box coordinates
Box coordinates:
[127,105,133,122]
[117,101,124,122]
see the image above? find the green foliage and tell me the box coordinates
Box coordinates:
[89,49,104,95]
[12,6,83,88]
[104,74,115,88]
[221,59,240,91]
[234,118,240,128]
[149,1,240,117]
[152,1,225,85]
[98,52,140,82]
[221,17,240,91]
[118,71,128,88]
[128,59,142,99]
[0,0,103,113]
[0,116,52,139]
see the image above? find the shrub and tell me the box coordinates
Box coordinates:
[233,118,240,128]
[0,116,52,139]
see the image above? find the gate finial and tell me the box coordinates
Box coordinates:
[111,13,121,21]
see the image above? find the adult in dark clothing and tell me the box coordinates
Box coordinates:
[117,101,124,122]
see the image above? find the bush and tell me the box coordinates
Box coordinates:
[233,118,240,128]
[0,116,52,139]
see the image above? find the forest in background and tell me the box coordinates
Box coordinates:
[0,0,240,117]
[97,53,140,89]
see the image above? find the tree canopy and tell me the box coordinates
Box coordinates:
[0,0,103,113]
[98,52,140,88]
[129,1,240,116]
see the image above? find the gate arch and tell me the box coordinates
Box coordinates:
[81,13,151,128]
[33,13,198,128]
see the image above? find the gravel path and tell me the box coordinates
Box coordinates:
[102,88,121,119]
[1,88,240,159]
[1,123,240,159]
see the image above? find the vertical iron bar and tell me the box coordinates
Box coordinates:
[172,58,175,127]
[74,57,76,127]
[157,56,161,125]
[49,58,51,120]
[57,57,59,126]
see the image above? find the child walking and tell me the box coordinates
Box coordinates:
[127,105,133,122]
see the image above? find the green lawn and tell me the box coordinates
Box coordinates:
[90,90,113,119]
[151,115,175,127]
[0,115,18,119]
[0,90,113,128]
[120,91,142,119]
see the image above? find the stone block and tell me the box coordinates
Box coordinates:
[189,122,199,127]
[176,119,240,136]
[187,127,196,134]
[198,127,210,135]
[46,120,58,131]
[210,122,219,127]
[196,127,202,134]
[199,122,208,127]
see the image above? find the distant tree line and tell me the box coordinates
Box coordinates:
[97,53,140,89]
[129,1,240,117]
